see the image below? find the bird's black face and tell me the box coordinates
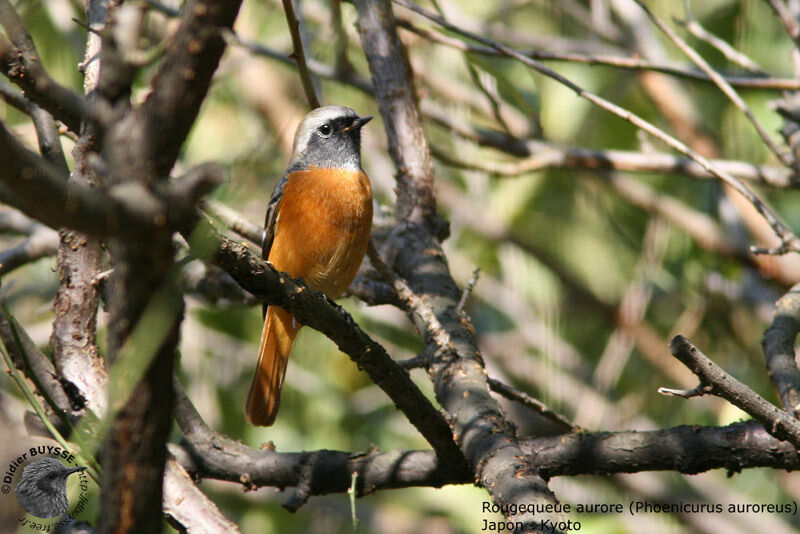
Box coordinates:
[289,107,372,172]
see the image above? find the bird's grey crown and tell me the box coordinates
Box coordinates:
[289,106,365,171]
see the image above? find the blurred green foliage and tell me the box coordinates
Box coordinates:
[2,0,800,533]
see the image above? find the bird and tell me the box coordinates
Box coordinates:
[14,458,86,518]
[246,106,374,426]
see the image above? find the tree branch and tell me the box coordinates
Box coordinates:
[192,220,468,475]
[281,0,320,109]
[398,17,800,90]
[399,0,800,255]
[762,283,800,417]
[356,0,436,225]
[633,0,791,167]
[667,335,800,448]
[0,225,59,275]
[425,106,795,188]
[175,417,800,493]
[355,2,562,531]
[0,0,87,133]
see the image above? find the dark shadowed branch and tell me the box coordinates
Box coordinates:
[355,1,562,531]
[174,386,800,492]
[96,1,242,532]
[191,220,469,476]
[0,0,87,133]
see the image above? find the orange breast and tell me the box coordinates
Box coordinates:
[268,166,373,298]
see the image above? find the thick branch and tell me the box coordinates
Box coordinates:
[176,419,800,494]
[108,0,242,182]
[356,0,436,224]
[355,2,561,531]
[98,2,241,532]
[762,283,800,417]
[51,0,109,420]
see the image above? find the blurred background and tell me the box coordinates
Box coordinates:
[2,0,800,532]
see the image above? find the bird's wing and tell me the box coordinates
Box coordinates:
[261,168,296,318]
[262,171,290,259]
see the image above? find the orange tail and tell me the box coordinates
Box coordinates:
[246,306,299,426]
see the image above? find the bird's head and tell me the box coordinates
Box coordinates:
[290,106,372,171]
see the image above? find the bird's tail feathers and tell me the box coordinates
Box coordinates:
[246,306,298,426]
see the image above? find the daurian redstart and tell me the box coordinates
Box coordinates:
[247,106,373,426]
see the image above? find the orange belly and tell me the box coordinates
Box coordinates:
[268,166,373,298]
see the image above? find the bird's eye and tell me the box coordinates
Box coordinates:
[318,124,332,137]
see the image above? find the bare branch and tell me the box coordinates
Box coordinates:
[163,456,242,533]
[175,416,800,489]
[0,306,75,421]
[0,0,87,133]
[174,376,461,496]
[632,0,792,167]
[764,0,800,46]
[356,2,562,530]
[202,199,262,245]
[456,267,480,315]
[487,378,580,432]
[398,1,800,255]
[0,120,200,238]
[0,225,59,275]
[281,0,320,109]
[523,420,800,477]
[425,101,795,188]
[399,18,800,90]
[668,335,800,448]
[193,221,469,474]
[110,0,242,181]
[356,0,437,225]
[657,384,709,399]
[762,283,800,417]
[679,13,764,73]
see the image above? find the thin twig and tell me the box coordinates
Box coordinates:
[202,199,263,245]
[397,0,800,255]
[764,0,800,46]
[679,11,764,73]
[426,118,794,188]
[0,0,87,132]
[487,377,581,432]
[281,0,321,109]
[456,267,480,315]
[657,384,709,398]
[0,225,59,275]
[397,18,800,91]
[367,241,455,358]
[633,0,791,167]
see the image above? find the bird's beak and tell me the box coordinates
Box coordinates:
[66,466,86,475]
[340,115,373,133]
